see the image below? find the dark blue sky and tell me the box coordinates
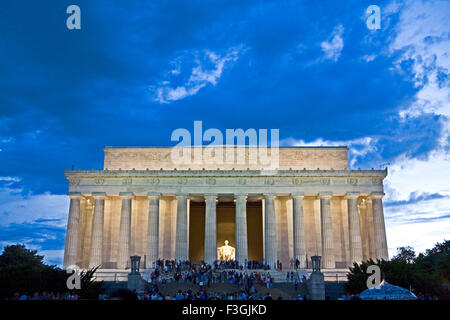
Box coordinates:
[0,0,448,265]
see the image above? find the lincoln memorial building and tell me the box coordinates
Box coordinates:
[63,146,388,279]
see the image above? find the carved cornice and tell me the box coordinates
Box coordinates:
[66,169,387,196]
[65,168,387,179]
[65,169,387,191]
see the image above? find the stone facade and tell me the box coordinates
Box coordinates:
[63,146,388,273]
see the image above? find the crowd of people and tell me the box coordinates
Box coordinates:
[137,259,308,300]
[149,265,274,289]
[9,292,80,300]
[150,258,307,272]
[7,259,309,300]
[151,259,279,272]
[107,288,308,300]
[146,259,306,289]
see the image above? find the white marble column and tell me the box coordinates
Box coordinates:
[89,192,106,268]
[235,194,248,265]
[371,192,389,260]
[346,192,363,265]
[292,193,306,268]
[117,192,133,269]
[146,193,160,268]
[63,192,82,268]
[264,194,277,269]
[175,194,188,261]
[204,194,217,264]
[319,193,335,269]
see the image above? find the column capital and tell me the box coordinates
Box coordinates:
[92,192,106,200]
[263,193,276,199]
[345,192,360,199]
[234,193,248,200]
[204,193,218,199]
[119,192,134,199]
[318,192,333,199]
[370,192,385,199]
[291,192,305,199]
[68,192,82,199]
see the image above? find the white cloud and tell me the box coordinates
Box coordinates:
[381,148,450,258]
[362,54,377,62]
[0,179,68,266]
[382,0,450,255]
[40,249,65,265]
[384,151,450,202]
[384,0,403,15]
[0,176,21,184]
[389,0,450,141]
[0,182,69,228]
[385,204,450,257]
[152,46,245,104]
[320,25,344,62]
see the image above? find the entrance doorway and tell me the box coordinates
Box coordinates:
[188,198,263,262]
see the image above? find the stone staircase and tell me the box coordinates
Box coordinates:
[94,267,348,284]
[102,280,308,299]
[101,269,348,299]
[253,268,309,283]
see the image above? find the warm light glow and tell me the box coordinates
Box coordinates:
[217,240,235,261]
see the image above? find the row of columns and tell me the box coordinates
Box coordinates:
[63,191,388,269]
[64,192,162,269]
[314,192,389,268]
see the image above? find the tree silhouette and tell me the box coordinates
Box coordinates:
[345,240,449,298]
[0,244,104,299]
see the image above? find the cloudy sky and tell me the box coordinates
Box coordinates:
[0,0,448,266]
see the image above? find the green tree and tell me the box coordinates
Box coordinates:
[0,244,67,298]
[415,240,450,284]
[0,244,47,270]
[392,246,416,263]
[0,244,104,299]
[345,240,448,298]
